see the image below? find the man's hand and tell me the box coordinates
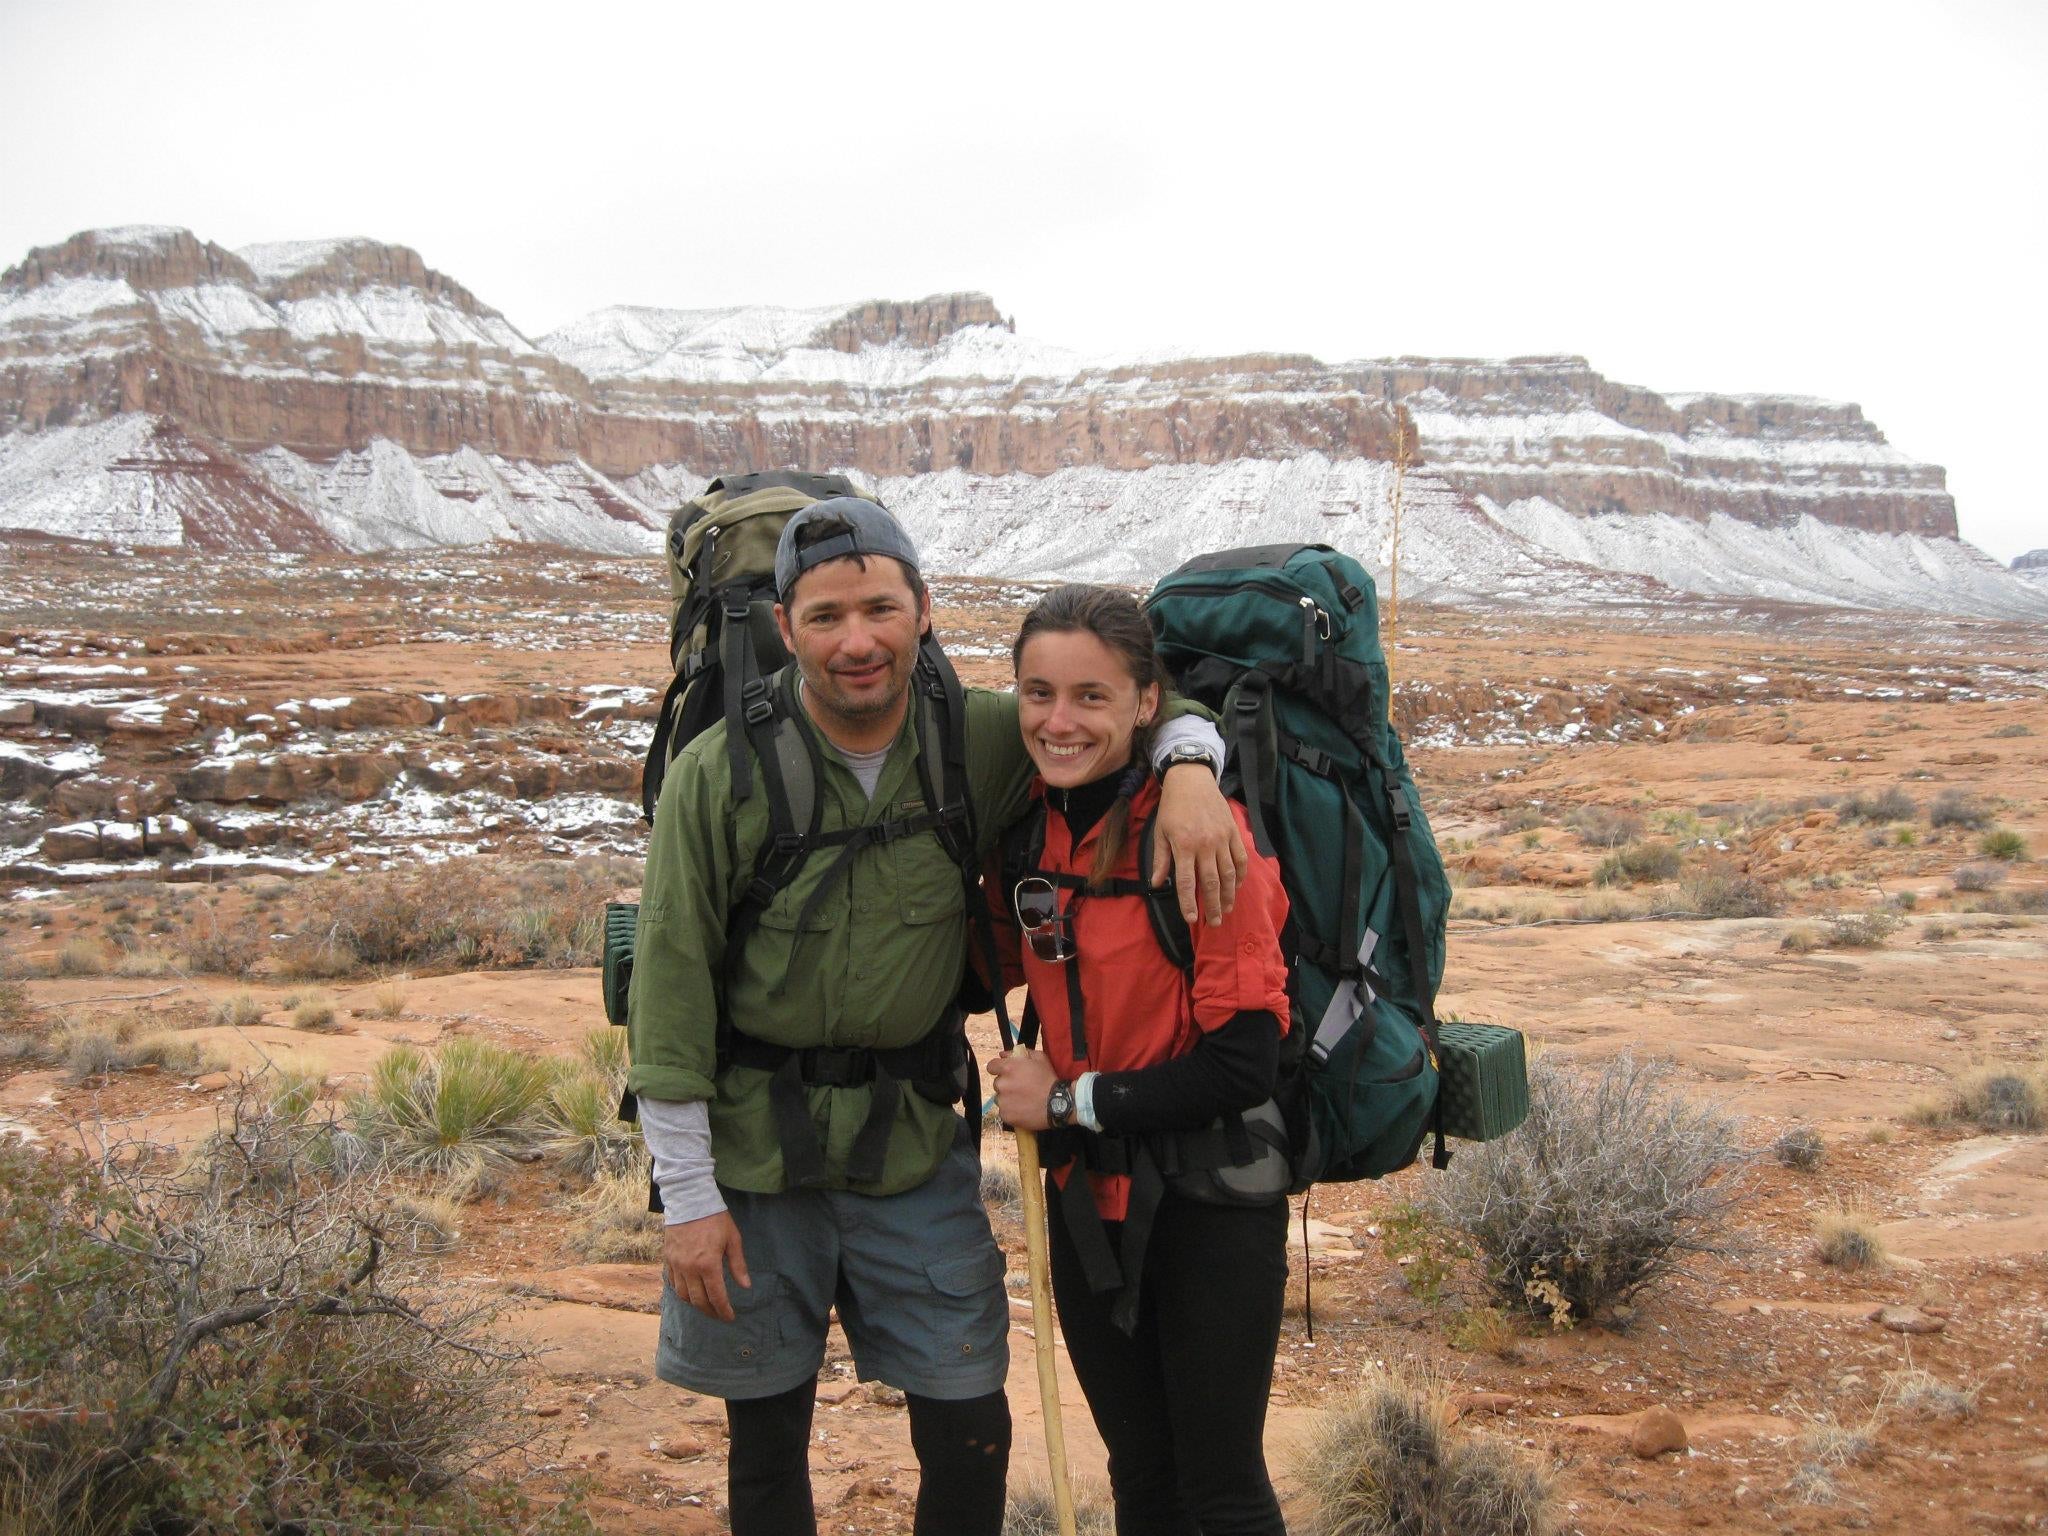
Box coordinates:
[987,1047,1057,1133]
[1152,763,1249,926]
[663,1211,751,1322]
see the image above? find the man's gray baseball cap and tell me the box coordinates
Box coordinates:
[774,497,923,601]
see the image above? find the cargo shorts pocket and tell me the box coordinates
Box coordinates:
[914,1245,1007,1371]
[658,1272,789,1379]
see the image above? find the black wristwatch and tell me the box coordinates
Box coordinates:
[1160,742,1216,774]
[1046,1079,1076,1130]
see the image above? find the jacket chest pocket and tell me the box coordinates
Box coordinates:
[890,834,965,927]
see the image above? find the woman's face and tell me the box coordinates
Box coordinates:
[1015,629,1159,790]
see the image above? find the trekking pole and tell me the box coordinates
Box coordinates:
[1012,1108,1077,1536]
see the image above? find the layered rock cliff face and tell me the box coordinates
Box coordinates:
[1,224,2030,615]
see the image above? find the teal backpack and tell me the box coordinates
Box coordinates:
[1144,543,1455,1184]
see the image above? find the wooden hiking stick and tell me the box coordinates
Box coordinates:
[1012,1115,1077,1536]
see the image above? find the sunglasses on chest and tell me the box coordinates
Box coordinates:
[1012,876,1078,963]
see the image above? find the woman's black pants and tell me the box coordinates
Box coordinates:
[1047,1184,1290,1535]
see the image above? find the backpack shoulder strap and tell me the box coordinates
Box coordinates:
[1134,816,1195,977]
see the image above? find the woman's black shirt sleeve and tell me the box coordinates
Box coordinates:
[1089,1010,1280,1136]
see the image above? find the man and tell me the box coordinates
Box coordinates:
[627,497,1244,1536]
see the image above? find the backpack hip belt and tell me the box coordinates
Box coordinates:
[725,1013,968,1190]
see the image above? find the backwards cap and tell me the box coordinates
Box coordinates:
[773,496,922,602]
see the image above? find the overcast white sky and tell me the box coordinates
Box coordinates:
[3,0,2041,561]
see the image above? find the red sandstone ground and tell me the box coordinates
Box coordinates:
[2,544,2044,1534]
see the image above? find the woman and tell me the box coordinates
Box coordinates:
[985,584,1292,1536]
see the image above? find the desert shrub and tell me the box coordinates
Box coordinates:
[1493,805,1546,836]
[56,937,111,977]
[211,989,267,1027]
[1953,861,2006,892]
[1430,1052,1747,1324]
[319,856,629,973]
[1990,722,2032,738]
[1772,1127,1825,1171]
[1814,1206,1886,1269]
[1779,926,1823,954]
[1929,790,1991,830]
[1004,1475,1117,1536]
[1979,828,2028,862]
[0,963,25,1027]
[124,1031,220,1075]
[1592,842,1681,887]
[1892,825,1918,847]
[1975,885,2048,915]
[180,901,263,977]
[1921,920,1957,943]
[1677,865,1782,919]
[1839,785,1916,824]
[1565,805,1643,849]
[291,992,341,1031]
[567,1168,663,1263]
[1826,910,1900,948]
[349,1038,556,1188]
[0,1131,588,1536]
[1291,1367,1552,1536]
[542,1067,641,1180]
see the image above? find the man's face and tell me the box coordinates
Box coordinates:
[774,556,931,747]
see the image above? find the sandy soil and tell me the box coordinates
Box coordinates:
[3,544,2045,1534]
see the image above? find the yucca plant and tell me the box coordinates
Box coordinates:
[350,1038,554,1188]
[543,1068,641,1179]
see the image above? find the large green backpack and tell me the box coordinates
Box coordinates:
[1144,543,1453,1183]
[641,470,871,821]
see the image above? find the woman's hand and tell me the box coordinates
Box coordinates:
[987,1047,1058,1132]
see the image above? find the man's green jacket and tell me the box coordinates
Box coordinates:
[626,680,1036,1197]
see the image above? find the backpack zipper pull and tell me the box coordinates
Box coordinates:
[1298,596,1331,663]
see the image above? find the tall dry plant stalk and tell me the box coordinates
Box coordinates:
[1385,413,1413,687]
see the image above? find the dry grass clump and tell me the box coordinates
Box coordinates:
[291,992,343,1032]
[1003,1475,1117,1536]
[980,1155,1023,1223]
[178,902,263,977]
[1291,1366,1553,1536]
[1431,1052,1747,1325]
[1790,1400,1886,1503]
[1565,889,1651,922]
[56,937,111,977]
[1677,865,1782,919]
[1565,804,1643,849]
[1884,1365,1978,1421]
[365,976,410,1019]
[1779,925,1823,954]
[210,990,267,1027]
[0,1126,587,1535]
[567,1168,663,1263]
[349,1038,556,1190]
[1814,1206,1887,1269]
[1772,1126,1826,1171]
[382,1190,464,1255]
[1911,1065,2045,1133]
[111,945,179,978]
[1592,842,1681,887]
